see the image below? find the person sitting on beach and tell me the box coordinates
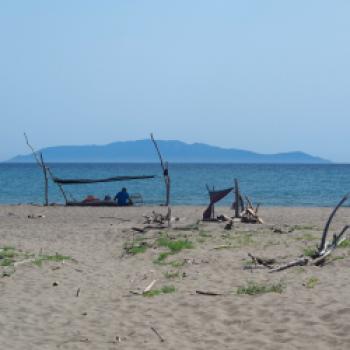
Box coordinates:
[114,187,130,206]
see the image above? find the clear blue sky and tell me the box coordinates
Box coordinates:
[1,0,349,162]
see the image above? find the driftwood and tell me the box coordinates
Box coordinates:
[224,220,234,230]
[248,253,275,268]
[233,179,241,218]
[143,279,157,293]
[269,257,309,273]
[241,207,264,224]
[150,326,165,342]
[151,133,170,207]
[248,194,350,272]
[195,290,225,296]
[24,133,49,206]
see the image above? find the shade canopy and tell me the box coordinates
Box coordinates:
[52,175,155,185]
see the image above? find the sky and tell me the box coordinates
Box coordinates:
[0,0,349,162]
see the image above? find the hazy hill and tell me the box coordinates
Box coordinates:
[8,140,330,164]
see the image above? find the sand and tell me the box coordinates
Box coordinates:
[1,204,350,349]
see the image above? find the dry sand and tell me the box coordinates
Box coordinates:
[1,205,350,349]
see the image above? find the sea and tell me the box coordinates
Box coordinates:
[1,163,350,207]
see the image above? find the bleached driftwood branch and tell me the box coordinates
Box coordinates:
[248,194,350,272]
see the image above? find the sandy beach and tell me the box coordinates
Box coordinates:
[1,204,350,349]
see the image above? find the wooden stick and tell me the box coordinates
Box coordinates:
[195,290,225,296]
[24,133,49,205]
[143,279,157,293]
[234,179,241,218]
[150,133,171,206]
[245,196,254,210]
[248,253,275,268]
[269,257,309,273]
[40,153,49,206]
[150,326,165,342]
[319,193,350,253]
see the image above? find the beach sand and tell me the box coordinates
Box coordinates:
[1,205,350,349]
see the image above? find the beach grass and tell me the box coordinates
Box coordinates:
[154,235,193,264]
[33,253,72,267]
[164,270,180,279]
[305,276,319,289]
[303,246,318,257]
[237,281,284,295]
[157,236,194,252]
[339,239,350,248]
[143,285,176,297]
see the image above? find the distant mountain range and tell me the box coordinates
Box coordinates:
[7,140,330,164]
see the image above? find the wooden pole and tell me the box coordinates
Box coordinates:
[46,167,68,204]
[234,178,241,218]
[150,133,170,206]
[40,153,49,206]
[24,133,50,206]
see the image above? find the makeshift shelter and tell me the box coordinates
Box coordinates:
[203,186,233,221]
[50,173,156,206]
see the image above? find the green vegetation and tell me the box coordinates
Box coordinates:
[154,252,172,264]
[153,235,193,264]
[0,246,16,256]
[237,281,284,295]
[143,285,176,297]
[157,236,193,252]
[170,259,186,268]
[303,246,318,258]
[305,276,319,289]
[124,241,148,255]
[0,258,15,267]
[0,246,17,267]
[164,270,180,279]
[339,239,350,248]
[33,253,72,267]
[0,246,73,275]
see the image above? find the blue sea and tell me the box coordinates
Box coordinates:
[0,163,350,207]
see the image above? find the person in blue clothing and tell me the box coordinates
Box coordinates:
[114,187,130,206]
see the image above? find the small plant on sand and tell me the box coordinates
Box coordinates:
[0,258,15,267]
[143,285,176,297]
[237,281,284,295]
[154,252,172,265]
[170,259,186,268]
[339,239,350,248]
[154,235,193,264]
[157,236,193,252]
[164,270,180,279]
[33,253,72,267]
[0,246,18,267]
[0,246,16,256]
[303,246,318,258]
[124,241,148,255]
[305,276,319,289]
